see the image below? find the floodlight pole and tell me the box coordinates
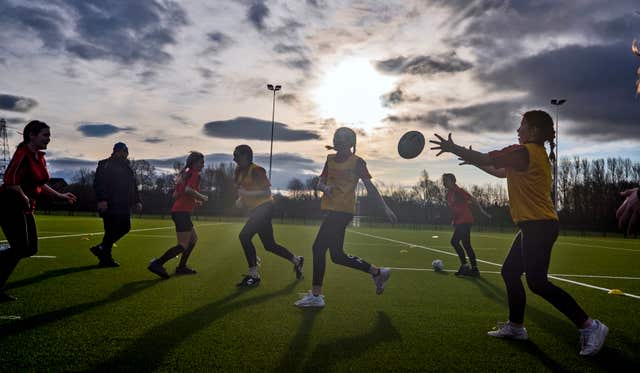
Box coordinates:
[267,84,281,180]
[550,98,566,210]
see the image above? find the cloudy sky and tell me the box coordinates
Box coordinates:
[1,0,639,188]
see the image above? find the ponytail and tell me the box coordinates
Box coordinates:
[523,110,556,161]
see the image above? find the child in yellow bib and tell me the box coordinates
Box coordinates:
[233,145,303,287]
[294,127,398,308]
[430,110,608,356]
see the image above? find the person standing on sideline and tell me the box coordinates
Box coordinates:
[233,145,304,287]
[89,142,142,267]
[442,173,491,276]
[0,120,77,302]
[294,127,398,308]
[148,152,208,279]
[430,110,608,356]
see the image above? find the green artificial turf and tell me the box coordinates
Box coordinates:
[1,215,638,372]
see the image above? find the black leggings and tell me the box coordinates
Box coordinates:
[451,223,477,267]
[312,211,372,286]
[100,213,131,255]
[0,205,38,290]
[239,202,294,268]
[502,220,589,326]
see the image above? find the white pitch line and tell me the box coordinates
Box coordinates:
[30,255,57,259]
[389,267,640,280]
[350,230,640,301]
[473,233,640,253]
[0,222,229,244]
[0,316,21,320]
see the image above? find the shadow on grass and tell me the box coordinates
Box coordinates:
[91,281,299,372]
[273,311,400,373]
[0,279,160,338]
[300,312,401,372]
[468,276,640,369]
[6,265,101,290]
[272,308,321,372]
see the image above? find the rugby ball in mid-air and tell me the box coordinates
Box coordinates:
[432,259,444,272]
[398,131,426,159]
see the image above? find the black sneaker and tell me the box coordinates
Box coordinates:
[175,266,197,275]
[294,256,304,280]
[468,267,480,277]
[147,259,170,279]
[236,275,260,287]
[90,245,104,259]
[98,258,120,268]
[0,291,17,303]
[455,264,470,276]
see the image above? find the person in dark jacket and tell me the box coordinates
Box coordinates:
[89,142,142,267]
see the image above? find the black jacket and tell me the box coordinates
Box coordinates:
[94,156,141,214]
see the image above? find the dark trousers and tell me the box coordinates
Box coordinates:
[312,211,372,286]
[100,213,131,256]
[0,205,38,290]
[451,223,477,267]
[239,202,294,268]
[502,220,589,326]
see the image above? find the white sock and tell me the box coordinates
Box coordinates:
[292,256,300,265]
[248,267,259,278]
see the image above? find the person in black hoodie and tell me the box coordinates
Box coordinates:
[89,142,142,267]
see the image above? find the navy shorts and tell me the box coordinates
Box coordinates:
[171,212,193,232]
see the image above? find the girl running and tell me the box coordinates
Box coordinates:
[294,127,398,308]
[0,120,77,301]
[148,152,208,279]
[233,145,304,287]
[430,110,608,356]
[442,173,491,277]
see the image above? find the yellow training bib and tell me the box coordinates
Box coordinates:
[320,154,361,214]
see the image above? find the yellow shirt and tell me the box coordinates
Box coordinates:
[320,154,369,215]
[235,163,273,210]
[505,143,559,223]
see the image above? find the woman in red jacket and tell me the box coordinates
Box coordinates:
[0,120,77,302]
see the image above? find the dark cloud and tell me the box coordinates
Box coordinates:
[479,42,640,139]
[197,67,215,79]
[203,117,320,141]
[77,123,134,137]
[376,52,472,76]
[0,1,188,66]
[380,88,421,107]
[0,117,26,125]
[247,0,270,31]
[143,137,166,144]
[285,58,312,71]
[0,94,38,112]
[273,43,305,54]
[170,114,191,126]
[278,93,299,105]
[390,41,640,140]
[205,31,233,53]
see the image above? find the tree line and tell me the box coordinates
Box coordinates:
[39,157,639,235]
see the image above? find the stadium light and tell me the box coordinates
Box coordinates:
[267,84,282,180]
[550,98,566,210]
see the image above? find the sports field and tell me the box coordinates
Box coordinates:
[1,215,638,372]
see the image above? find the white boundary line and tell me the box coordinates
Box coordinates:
[0,222,229,244]
[388,267,640,281]
[473,233,640,253]
[350,230,640,300]
[30,255,57,259]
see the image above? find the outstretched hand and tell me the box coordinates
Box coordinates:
[616,188,639,236]
[429,133,457,157]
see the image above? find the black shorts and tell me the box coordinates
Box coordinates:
[171,212,193,232]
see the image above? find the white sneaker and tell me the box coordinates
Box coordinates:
[373,267,391,295]
[294,291,325,308]
[579,319,608,356]
[487,321,529,340]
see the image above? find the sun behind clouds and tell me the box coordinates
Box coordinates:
[311,58,397,132]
